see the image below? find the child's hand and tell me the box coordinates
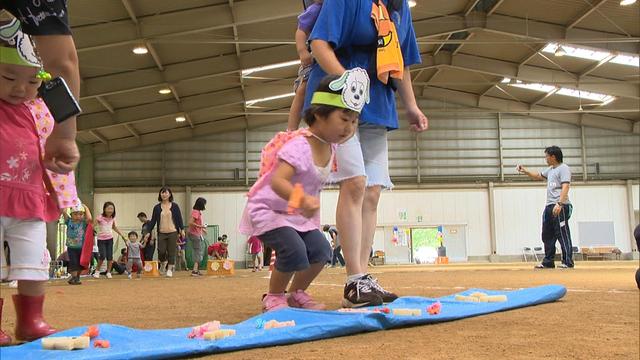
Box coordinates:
[300,195,320,218]
[299,50,313,67]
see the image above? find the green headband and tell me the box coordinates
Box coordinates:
[0,47,33,66]
[311,92,360,113]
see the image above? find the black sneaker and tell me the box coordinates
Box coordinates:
[363,274,398,303]
[534,263,555,269]
[68,276,81,285]
[342,277,383,308]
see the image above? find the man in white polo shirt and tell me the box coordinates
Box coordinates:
[517,146,574,269]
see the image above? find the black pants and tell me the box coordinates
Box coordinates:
[331,246,345,267]
[541,203,574,267]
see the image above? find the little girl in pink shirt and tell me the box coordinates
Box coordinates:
[240,69,368,312]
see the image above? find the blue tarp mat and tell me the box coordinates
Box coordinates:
[1,285,566,360]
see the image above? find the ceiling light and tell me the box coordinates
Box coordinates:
[175,116,186,122]
[242,60,301,77]
[245,92,296,106]
[132,46,148,55]
[500,77,511,84]
[620,0,636,5]
[510,82,556,93]
[554,45,566,57]
[158,88,171,95]
[408,0,417,7]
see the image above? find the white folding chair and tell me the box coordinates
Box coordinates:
[522,247,537,262]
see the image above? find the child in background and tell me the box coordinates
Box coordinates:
[247,236,263,272]
[176,235,187,271]
[187,198,207,276]
[62,204,92,285]
[287,0,323,131]
[113,249,127,275]
[240,70,366,311]
[138,212,156,262]
[93,201,126,279]
[0,19,81,344]
[124,231,145,279]
[208,239,228,260]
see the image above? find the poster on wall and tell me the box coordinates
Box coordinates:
[398,209,408,221]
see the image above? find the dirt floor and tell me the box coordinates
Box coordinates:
[1,261,638,359]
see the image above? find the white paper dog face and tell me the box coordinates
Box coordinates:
[0,18,40,67]
[328,67,370,112]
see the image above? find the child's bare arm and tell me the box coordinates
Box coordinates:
[62,209,70,220]
[295,29,312,67]
[270,161,297,202]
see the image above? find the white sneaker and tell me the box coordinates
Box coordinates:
[92,273,100,279]
[9,280,18,288]
[166,269,173,278]
[127,274,132,279]
[106,272,113,279]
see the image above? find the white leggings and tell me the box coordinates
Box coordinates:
[1,217,50,281]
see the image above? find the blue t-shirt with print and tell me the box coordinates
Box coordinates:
[304,0,421,130]
[66,219,87,249]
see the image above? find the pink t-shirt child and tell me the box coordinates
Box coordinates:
[96,215,116,241]
[189,209,203,236]
[247,236,262,254]
[239,136,334,236]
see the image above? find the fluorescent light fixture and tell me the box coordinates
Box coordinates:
[542,42,639,68]
[132,46,148,55]
[175,116,186,122]
[241,60,301,77]
[610,54,640,67]
[620,0,636,5]
[245,92,296,106]
[158,88,172,95]
[408,0,417,7]
[503,77,615,105]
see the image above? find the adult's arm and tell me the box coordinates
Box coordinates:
[310,40,345,75]
[517,166,545,181]
[34,35,81,174]
[146,205,160,233]
[395,68,428,132]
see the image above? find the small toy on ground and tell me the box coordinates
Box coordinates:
[83,325,99,339]
[188,321,221,339]
[203,329,236,340]
[41,336,90,350]
[93,340,110,348]
[263,320,296,329]
[392,308,422,316]
[455,292,507,303]
[427,302,442,315]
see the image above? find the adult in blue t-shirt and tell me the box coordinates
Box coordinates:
[304,0,429,308]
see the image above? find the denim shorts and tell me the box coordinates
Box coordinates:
[329,123,393,189]
[258,227,331,273]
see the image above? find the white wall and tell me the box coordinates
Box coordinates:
[92,182,636,262]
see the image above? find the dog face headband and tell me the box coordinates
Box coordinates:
[0,18,51,80]
[311,67,370,113]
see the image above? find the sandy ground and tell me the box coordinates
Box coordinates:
[1,261,638,359]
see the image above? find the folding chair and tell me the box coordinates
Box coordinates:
[533,246,545,261]
[522,247,536,262]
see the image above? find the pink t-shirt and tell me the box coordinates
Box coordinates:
[96,215,116,240]
[0,100,58,221]
[189,209,203,236]
[239,136,333,236]
[247,236,262,254]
